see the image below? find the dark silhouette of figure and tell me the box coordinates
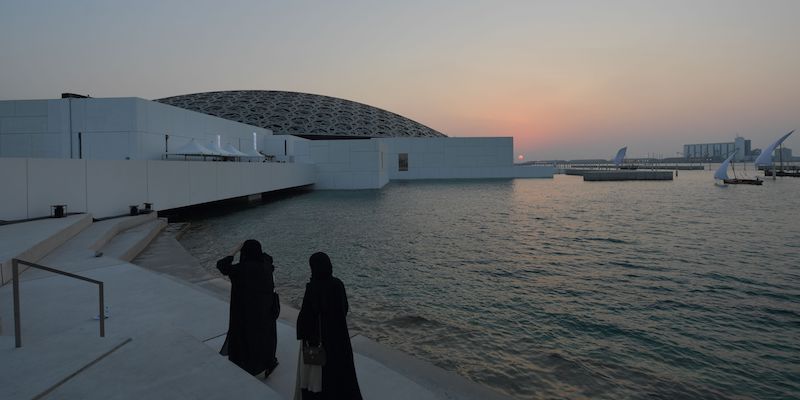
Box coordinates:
[296,252,362,400]
[217,239,279,376]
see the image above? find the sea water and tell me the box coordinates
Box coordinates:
[179,169,799,399]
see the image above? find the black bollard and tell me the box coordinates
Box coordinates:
[52,205,66,218]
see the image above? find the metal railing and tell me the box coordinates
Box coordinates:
[11,258,105,348]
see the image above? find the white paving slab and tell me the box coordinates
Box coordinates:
[0,327,130,400]
[43,329,282,400]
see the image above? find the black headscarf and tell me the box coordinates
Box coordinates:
[240,239,263,263]
[310,251,333,280]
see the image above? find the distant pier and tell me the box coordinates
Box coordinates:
[566,169,674,181]
[759,165,800,177]
[564,164,704,171]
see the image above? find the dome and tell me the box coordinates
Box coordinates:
[156,90,446,138]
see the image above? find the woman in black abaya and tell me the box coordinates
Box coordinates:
[217,239,279,377]
[296,252,362,400]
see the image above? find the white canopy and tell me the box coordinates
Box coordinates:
[167,139,215,156]
[242,147,264,159]
[755,130,794,166]
[223,143,250,157]
[207,140,233,156]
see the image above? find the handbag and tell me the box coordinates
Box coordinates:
[302,315,326,366]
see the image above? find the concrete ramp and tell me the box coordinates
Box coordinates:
[0,214,92,285]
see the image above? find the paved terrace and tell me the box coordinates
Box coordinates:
[0,215,510,399]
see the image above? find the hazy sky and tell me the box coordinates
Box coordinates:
[1,0,798,159]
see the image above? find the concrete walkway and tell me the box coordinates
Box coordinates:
[0,216,511,400]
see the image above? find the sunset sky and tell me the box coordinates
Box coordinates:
[1,0,798,159]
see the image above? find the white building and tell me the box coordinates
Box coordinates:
[683,136,752,161]
[0,96,552,220]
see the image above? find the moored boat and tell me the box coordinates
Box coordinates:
[715,152,763,185]
[755,130,795,179]
[723,178,763,185]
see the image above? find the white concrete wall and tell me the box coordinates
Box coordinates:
[380,137,553,180]
[0,100,70,158]
[0,98,273,160]
[0,158,316,221]
[262,135,312,163]
[309,139,388,189]
[27,158,88,217]
[0,158,30,218]
[86,160,149,217]
[306,137,551,189]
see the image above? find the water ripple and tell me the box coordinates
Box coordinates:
[179,172,800,399]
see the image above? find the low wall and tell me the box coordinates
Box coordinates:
[0,158,316,220]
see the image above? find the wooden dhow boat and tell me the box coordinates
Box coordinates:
[715,152,763,185]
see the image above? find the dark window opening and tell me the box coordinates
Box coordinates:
[398,153,408,171]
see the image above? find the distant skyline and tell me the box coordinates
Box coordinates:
[1,0,798,159]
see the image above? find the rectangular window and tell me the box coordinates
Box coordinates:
[398,153,408,171]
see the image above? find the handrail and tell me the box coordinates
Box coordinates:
[11,258,105,348]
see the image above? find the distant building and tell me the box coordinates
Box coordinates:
[683,136,751,161]
[773,147,792,162]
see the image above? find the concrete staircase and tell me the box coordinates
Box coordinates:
[23,213,166,278]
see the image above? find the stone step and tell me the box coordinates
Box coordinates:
[99,219,167,262]
[20,214,160,280]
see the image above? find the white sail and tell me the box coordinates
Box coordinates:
[714,152,736,180]
[612,146,627,166]
[755,130,794,166]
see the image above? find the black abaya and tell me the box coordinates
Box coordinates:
[217,240,278,376]
[297,252,362,400]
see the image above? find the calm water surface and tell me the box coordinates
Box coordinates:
[180,169,800,399]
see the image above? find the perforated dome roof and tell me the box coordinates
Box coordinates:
[157,90,446,138]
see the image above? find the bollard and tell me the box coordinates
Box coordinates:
[51,205,66,218]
